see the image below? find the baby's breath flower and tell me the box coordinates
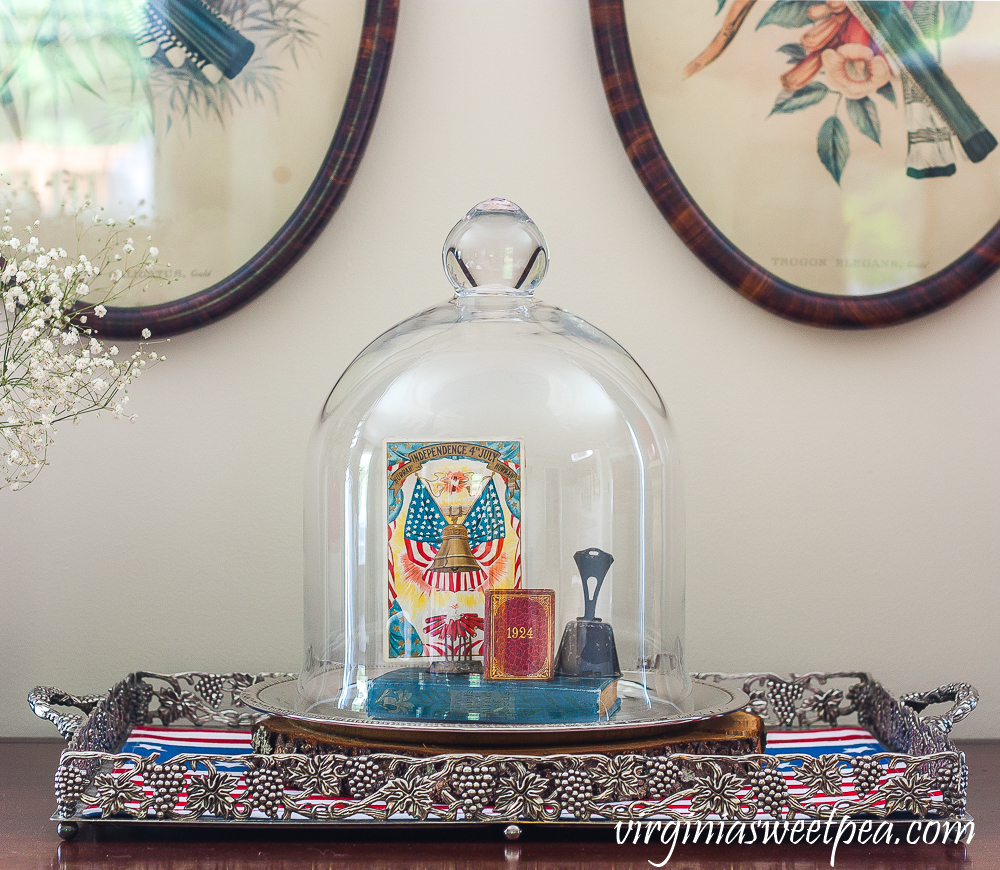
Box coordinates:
[1,207,167,491]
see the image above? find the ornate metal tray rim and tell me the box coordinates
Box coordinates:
[28,669,978,837]
[240,675,748,742]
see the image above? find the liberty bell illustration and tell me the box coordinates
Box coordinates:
[429,504,481,573]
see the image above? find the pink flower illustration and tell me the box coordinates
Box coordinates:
[821,43,891,99]
[801,9,848,53]
[780,6,874,93]
[781,52,823,92]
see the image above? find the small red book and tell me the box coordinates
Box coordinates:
[484,588,555,680]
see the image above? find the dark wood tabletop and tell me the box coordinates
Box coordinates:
[1,738,997,869]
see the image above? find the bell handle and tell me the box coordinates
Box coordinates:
[573,548,614,621]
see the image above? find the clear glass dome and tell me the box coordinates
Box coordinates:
[298,199,691,727]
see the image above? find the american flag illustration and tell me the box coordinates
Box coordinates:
[403,478,505,592]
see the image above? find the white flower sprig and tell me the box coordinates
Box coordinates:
[1,206,169,492]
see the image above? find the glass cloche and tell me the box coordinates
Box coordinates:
[297,198,691,730]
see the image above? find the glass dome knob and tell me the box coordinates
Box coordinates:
[443,198,549,295]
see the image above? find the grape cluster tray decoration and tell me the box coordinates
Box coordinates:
[28,669,976,839]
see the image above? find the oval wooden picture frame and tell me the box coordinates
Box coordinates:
[89,0,398,339]
[590,0,1000,328]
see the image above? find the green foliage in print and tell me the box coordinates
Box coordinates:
[845,96,880,145]
[817,115,849,185]
[756,1,813,30]
[770,81,828,115]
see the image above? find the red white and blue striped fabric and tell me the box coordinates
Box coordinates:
[765,726,887,757]
[80,725,934,822]
[120,726,891,763]
[122,726,253,761]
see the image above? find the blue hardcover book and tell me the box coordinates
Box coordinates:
[366,668,621,724]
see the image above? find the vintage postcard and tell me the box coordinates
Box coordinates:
[385,440,523,661]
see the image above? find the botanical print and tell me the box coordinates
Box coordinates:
[385,441,522,662]
[0,0,319,143]
[689,1,995,184]
[0,0,362,306]
[143,0,318,135]
[626,0,1000,296]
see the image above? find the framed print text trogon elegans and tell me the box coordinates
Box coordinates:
[0,0,397,337]
[592,0,1000,327]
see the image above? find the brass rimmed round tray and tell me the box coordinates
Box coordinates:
[241,675,750,748]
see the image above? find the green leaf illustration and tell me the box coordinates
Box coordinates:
[910,0,941,37]
[37,40,100,100]
[757,1,813,29]
[777,42,807,63]
[942,1,974,38]
[846,96,881,144]
[0,9,19,49]
[876,81,896,106]
[911,1,973,40]
[817,115,850,184]
[101,32,148,100]
[770,81,829,115]
[0,86,20,139]
[716,0,726,14]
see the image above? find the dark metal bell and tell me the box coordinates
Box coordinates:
[555,548,621,678]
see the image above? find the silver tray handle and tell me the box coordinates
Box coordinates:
[28,686,105,744]
[900,682,979,735]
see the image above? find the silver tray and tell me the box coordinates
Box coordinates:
[28,669,978,840]
[240,675,749,746]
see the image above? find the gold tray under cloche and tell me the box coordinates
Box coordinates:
[240,674,750,748]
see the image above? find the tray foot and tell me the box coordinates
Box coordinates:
[504,823,521,841]
[56,821,78,841]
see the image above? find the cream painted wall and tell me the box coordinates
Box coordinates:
[2,0,998,738]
